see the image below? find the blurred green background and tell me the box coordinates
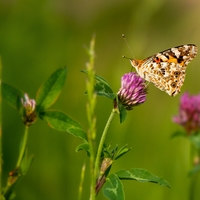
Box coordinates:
[1,0,200,199]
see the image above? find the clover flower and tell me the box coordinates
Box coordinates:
[21,93,37,126]
[117,72,147,110]
[173,92,200,134]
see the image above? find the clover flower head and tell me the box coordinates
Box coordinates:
[21,93,37,126]
[21,94,36,114]
[117,72,147,110]
[173,92,200,134]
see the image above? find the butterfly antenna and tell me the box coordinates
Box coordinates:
[122,34,135,59]
[122,55,132,60]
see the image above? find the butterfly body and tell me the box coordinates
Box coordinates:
[130,44,198,96]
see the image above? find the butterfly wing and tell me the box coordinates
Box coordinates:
[132,44,198,96]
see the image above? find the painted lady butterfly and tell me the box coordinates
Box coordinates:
[130,44,198,96]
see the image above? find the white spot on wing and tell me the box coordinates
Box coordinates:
[171,48,180,58]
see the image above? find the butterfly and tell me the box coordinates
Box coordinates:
[129,44,198,96]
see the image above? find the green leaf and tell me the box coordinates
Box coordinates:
[94,83,116,99]
[40,110,87,142]
[2,82,23,111]
[103,144,118,159]
[75,142,90,156]
[103,173,125,200]
[114,144,131,160]
[82,70,116,99]
[36,67,67,112]
[118,102,127,124]
[21,149,34,175]
[116,168,170,188]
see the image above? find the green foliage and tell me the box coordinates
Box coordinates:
[20,149,34,175]
[117,102,127,124]
[102,167,170,200]
[99,144,170,199]
[116,168,170,188]
[1,0,200,199]
[2,82,23,111]
[40,110,87,142]
[81,61,170,198]
[114,144,131,160]
[1,48,172,200]
[2,67,86,143]
[75,143,90,156]
[82,71,128,124]
[3,150,34,200]
[81,70,116,100]
[1,67,89,198]
[103,174,125,200]
[102,144,131,161]
[102,168,170,200]
[36,67,67,112]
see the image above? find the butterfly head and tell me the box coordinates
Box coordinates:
[130,59,139,68]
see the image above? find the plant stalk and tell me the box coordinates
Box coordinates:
[3,126,29,198]
[86,35,96,200]
[78,162,86,200]
[16,126,29,168]
[94,108,117,189]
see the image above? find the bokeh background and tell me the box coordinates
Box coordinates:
[1,0,200,199]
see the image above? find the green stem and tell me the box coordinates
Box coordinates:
[86,35,96,200]
[16,126,29,168]
[78,162,86,200]
[3,126,29,198]
[94,108,117,183]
